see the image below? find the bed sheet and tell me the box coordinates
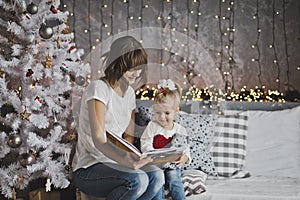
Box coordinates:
[187,176,300,200]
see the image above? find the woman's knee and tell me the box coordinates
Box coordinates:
[134,172,149,196]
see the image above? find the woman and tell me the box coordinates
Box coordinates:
[72,36,164,200]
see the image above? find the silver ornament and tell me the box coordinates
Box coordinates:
[27,3,38,14]
[19,153,36,167]
[39,24,53,39]
[75,75,85,86]
[7,134,22,148]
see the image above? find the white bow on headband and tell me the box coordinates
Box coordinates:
[157,79,177,91]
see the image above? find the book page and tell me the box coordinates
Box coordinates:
[106,131,184,165]
[106,131,142,157]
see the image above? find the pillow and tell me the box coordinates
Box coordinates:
[211,111,250,178]
[175,112,218,176]
[135,106,152,126]
[164,169,207,198]
[181,169,207,196]
[245,106,300,178]
[136,105,218,176]
[135,106,153,138]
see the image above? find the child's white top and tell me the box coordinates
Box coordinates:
[140,121,191,165]
[72,79,136,171]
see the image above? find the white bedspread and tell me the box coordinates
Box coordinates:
[187,176,300,200]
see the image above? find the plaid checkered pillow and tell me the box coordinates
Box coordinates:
[212,112,250,178]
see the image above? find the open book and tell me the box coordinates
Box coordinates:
[106,131,183,164]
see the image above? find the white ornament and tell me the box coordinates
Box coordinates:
[45,178,51,192]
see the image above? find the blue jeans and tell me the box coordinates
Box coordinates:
[73,163,164,200]
[164,168,186,200]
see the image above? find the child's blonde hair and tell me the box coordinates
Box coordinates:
[154,79,181,108]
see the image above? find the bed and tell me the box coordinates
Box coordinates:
[136,100,300,200]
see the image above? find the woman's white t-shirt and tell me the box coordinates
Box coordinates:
[72,80,136,171]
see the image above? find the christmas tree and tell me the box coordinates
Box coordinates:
[0,0,90,198]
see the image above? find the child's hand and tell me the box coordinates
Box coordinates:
[173,154,189,167]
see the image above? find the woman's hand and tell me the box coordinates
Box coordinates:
[120,152,153,169]
[173,154,189,168]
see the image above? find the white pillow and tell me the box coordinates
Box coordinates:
[245,106,300,177]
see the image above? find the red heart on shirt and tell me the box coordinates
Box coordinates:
[153,134,172,149]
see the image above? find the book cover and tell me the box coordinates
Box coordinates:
[106,131,183,164]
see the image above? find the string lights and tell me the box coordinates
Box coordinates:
[252,0,263,87]
[140,0,144,42]
[64,0,299,102]
[227,0,235,92]
[282,0,290,91]
[216,0,236,94]
[271,0,281,91]
[136,84,285,102]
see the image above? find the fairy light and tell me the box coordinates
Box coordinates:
[126,0,130,32]
[227,0,235,92]
[64,0,298,102]
[253,0,262,87]
[72,0,76,42]
[110,0,114,40]
[88,0,92,53]
[140,0,144,42]
[271,0,281,91]
[159,0,165,78]
[217,0,224,82]
[186,0,191,84]
[282,0,291,91]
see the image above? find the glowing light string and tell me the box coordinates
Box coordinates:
[217,0,225,83]
[186,0,191,85]
[88,0,92,53]
[159,0,165,79]
[282,0,290,90]
[165,0,173,69]
[140,0,143,42]
[110,0,114,40]
[195,0,201,41]
[99,0,103,60]
[253,0,262,87]
[271,0,281,91]
[72,0,76,42]
[126,0,129,33]
[185,0,198,86]
[227,0,235,92]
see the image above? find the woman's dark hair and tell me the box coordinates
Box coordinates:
[102,36,148,88]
